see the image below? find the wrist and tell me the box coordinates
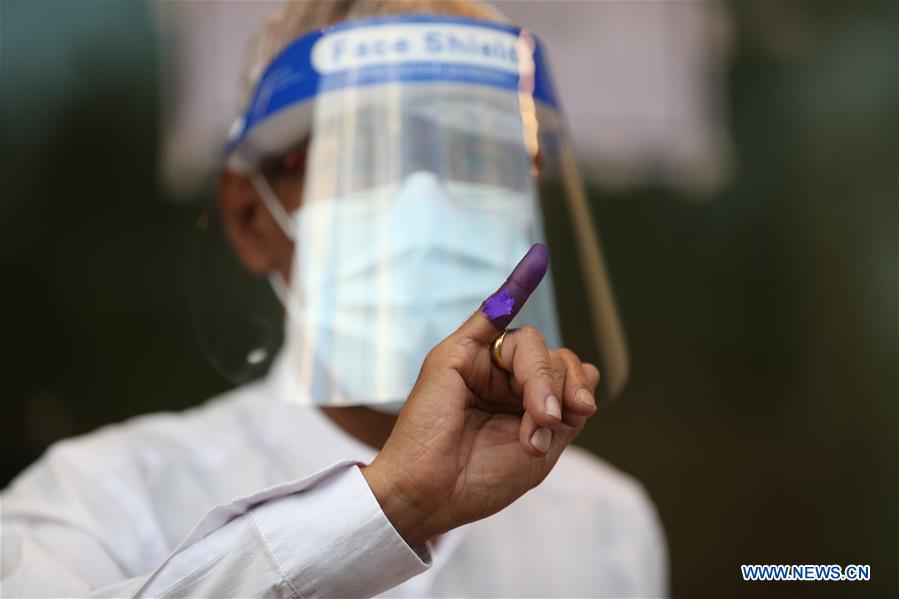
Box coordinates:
[361,459,435,547]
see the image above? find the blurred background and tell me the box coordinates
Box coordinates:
[1,1,896,597]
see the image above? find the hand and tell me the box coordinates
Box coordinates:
[362,244,601,547]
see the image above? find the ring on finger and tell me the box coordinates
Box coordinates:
[490,328,515,372]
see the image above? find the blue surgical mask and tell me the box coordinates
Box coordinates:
[260,170,561,409]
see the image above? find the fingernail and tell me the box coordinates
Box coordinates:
[530,427,552,454]
[544,394,561,419]
[576,388,596,410]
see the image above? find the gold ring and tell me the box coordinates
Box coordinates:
[490,328,512,372]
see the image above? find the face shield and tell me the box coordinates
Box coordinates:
[221,15,628,409]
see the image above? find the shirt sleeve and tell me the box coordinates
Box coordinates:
[1,461,431,598]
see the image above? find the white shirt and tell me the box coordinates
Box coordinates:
[1,353,667,598]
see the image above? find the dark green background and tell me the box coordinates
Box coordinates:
[1,1,896,597]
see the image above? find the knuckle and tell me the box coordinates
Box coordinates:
[550,352,565,370]
[554,347,578,363]
[518,326,545,346]
[555,348,588,383]
[534,362,556,381]
[550,355,568,379]
[422,345,447,369]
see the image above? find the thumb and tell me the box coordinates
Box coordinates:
[455,243,550,345]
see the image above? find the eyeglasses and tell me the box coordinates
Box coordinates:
[258,140,310,179]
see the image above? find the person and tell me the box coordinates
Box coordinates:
[0,1,667,597]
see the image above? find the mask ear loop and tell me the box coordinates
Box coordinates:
[248,168,297,242]
[246,168,308,330]
[252,170,319,405]
[267,267,311,348]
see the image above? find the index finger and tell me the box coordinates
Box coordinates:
[457,243,550,345]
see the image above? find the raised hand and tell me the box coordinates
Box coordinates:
[362,244,600,546]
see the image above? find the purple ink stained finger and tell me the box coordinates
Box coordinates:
[480,243,550,329]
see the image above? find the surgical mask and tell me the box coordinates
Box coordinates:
[258,170,561,410]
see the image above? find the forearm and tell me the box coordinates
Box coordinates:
[2,462,430,599]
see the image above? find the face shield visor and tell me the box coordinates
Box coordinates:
[223,15,628,409]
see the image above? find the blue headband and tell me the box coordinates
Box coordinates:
[226,14,560,156]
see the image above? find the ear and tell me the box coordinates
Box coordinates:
[218,169,288,275]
